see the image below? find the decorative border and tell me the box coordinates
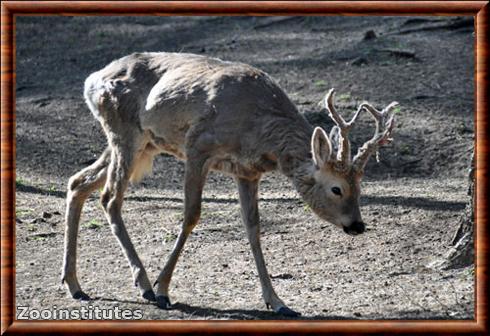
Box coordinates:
[1,1,488,334]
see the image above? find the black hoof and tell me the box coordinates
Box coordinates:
[72,291,91,301]
[277,306,301,317]
[142,289,156,302]
[156,295,172,309]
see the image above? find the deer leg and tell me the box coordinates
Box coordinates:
[100,143,155,302]
[236,177,300,317]
[62,148,110,300]
[154,154,209,309]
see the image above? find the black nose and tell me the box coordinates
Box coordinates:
[343,221,366,235]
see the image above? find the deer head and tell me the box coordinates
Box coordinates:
[304,88,398,235]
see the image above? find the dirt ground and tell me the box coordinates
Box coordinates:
[15,16,475,320]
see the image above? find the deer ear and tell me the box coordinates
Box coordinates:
[311,127,332,167]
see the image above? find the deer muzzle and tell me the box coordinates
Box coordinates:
[343,221,366,235]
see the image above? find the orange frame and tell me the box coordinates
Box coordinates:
[1,1,488,334]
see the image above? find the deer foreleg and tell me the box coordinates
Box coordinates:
[236,177,300,317]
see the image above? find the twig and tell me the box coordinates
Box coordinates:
[390,18,473,35]
[428,289,452,318]
[402,18,448,26]
[253,17,299,30]
[375,48,417,59]
[28,232,58,238]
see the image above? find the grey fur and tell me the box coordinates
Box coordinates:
[62,52,395,315]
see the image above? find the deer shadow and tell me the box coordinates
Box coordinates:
[16,183,465,213]
[92,295,352,320]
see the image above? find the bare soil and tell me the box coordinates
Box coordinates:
[15,16,474,320]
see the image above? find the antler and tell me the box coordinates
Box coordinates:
[352,101,398,172]
[324,88,364,165]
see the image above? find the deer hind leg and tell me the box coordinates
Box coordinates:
[154,151,210,309]
[236,177,300,317]
[62,147,111,300]
[100,131,156,302]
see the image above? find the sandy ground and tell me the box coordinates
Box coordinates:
[15,16,474,320]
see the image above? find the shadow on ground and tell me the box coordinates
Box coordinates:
[92,295,352,320]
[17,182,465,213]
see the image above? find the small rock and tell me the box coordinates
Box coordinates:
[363,30,377,40]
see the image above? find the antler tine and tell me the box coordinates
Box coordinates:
[346,104,364,128]
[326,88,367,129]
[324,89,352,164]
[325,89,347,128]
[353,101,398,171]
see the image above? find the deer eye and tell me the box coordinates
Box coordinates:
[331,187,342,196]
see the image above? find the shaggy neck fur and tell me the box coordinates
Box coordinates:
[272,121,317,205]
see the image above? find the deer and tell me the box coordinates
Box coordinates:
[62,52,397,317]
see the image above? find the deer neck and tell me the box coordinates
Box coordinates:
[274,125,316,199]
[278,148,323,214]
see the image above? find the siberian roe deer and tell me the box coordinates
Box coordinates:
[62,52,397,317]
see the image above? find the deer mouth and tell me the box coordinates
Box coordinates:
[343,221,365,235]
